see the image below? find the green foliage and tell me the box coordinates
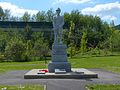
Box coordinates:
[33,39,49,60]
[23,40,33,61]
[67,21,76,58]
[80,31,88,54]
[110,31,120,51]
[100,30,120,52]
[69,21,75,39]
[0,29,8,52]
[2,9,10,21]
[0,85,44,90]
[0,53,5,62]
[67,44,76,58]
[36,11,46,21]
[87,84,120,90]
[31,32,50,60]
[5,37,26,62]
[23,25,33,40]
[46,8,54,22]
[0,6,4,20]
[21,12,31,21]
[87,47,111,56]
[0,8,120,61]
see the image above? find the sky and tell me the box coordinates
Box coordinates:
[0,0,120,25]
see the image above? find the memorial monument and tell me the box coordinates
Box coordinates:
[48,8,71,73]
[24,8,98,79]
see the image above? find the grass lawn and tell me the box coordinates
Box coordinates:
[0,61,47,73]
[0,84,44,90]
[86,84,120,90]
[0,56,120,73]
[69,55,120,73]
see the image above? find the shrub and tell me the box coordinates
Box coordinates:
[5,37,26,62]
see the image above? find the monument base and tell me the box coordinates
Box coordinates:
[24,68,98,79]
[48,44,71,73]
[48,62,71,73]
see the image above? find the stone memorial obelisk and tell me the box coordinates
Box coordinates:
[48,8,71,73]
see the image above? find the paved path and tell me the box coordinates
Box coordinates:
[0,69,120,90]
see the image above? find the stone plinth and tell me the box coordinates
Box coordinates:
[48,44,71,73]
[24,68,98,79]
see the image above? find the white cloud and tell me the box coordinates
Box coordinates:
[102,15,117,21]
[53,0,91,4]
[81,1,120,22]
[0,2,38,17]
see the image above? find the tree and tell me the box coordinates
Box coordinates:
[31,14,36,21]
[35,11,46,21]
[10,16,19,21]
[46,8,54,22]
[0,29,8,52]
[22,25,33,41]
[33,39,49,60]
[68,21,75,58]
[0,6,4,20]
[109,30,120,52]
[21,12,31,21]
[3,9,10,21]
[80,31,88,54]
[24,40,33,61]
[32,32,49,61]
[5,37,26,62]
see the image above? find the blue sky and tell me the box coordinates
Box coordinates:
[0,0,120,25]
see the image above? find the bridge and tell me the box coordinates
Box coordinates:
[0,21,69,31]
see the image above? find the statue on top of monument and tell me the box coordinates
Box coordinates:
[53,8,64,44]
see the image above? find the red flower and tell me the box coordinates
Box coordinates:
[39,69,48,73]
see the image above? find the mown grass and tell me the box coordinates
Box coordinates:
[0,84,44,90]
[0,56,120,73]
[0,61,47,73]
[69,55,120,73]
[86,84,120,90]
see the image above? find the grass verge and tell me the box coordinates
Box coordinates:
[86,84,120,90]
[0,84,44,90]
[0,61,47,73]
[69,55,120,73]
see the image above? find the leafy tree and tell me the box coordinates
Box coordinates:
[109,30,120,51]
[0,6,4,20]
[35,11,46,21]
[46,8,54,22]
[31,14,36,21]
[10,16,19,21]
[22,25,33,41]
[3,9,10,21]
[21,12,31,21]
[0,29,8,52]
[32,32,44,43]
[23,40,33,61]
[33,39,49,60]
[5,37,26,62]
[32,32,49,60]
[68,21,75,58]
[80,31,88,54]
